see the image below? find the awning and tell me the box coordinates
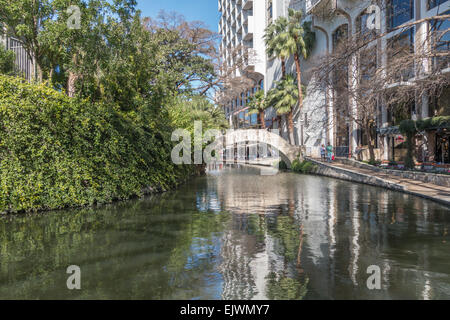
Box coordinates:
[377,126,401,136]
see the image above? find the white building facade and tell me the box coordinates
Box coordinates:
[219,0,449,161]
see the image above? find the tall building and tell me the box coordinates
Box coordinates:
[218,0,268,129]
[218,0,450,162]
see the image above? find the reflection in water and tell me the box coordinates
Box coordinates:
[0,165,449,299]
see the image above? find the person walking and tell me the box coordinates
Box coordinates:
[320,144,326,162]
[326,142,333,163]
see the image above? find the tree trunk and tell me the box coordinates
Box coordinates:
[67,72,77,97]
[405,132,416,169]
[281,59,286,78]
[293,53,304,110]
[294,53,304,146]
[36,64,43,83]
[288,110,295,145]
[259,110,266,129]
[365,123,376,163]
[67,54,79,97]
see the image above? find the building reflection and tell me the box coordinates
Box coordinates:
[196,165,450,299]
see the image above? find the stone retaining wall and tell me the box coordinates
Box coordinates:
[334,158,450,187]
[306,158,406,192]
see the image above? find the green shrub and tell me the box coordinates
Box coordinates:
[0,75,192,214]
[0,45,16,75]
[291,159,302,172]
[291,159,317,174]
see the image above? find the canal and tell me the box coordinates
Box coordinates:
[0,165,449,299]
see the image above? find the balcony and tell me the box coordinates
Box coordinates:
[242,0,253,10]
[243,21,253,41]
[242,14,253,41]
[306,0,336,17]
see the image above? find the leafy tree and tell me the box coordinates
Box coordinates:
[168,95,228,133]
[267,75,299,143]
[264,16,289,78]
[0,0,54,81]
[144,10,218,96]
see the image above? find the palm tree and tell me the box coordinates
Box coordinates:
[247,90,268,129]
[264,17,289,78]
[264,9,315,144]
[267,75,299,143]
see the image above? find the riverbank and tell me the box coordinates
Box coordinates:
[305,158,450,207]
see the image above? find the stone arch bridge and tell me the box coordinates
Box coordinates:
[210,129,303,168]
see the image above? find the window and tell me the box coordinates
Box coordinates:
[250,113,258,125]
[430,11,450,70]
[428,0,447,10]
[387,0,414,31]
[244,110,250,126]
[332,24,349,52]
[259,79,264,90]
[387,29,415,81]
[267,1,273,22]
[359,46,377,84]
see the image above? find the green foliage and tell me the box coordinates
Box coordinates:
[400,116,450,134]
[267,75,299,115]
[291,160,317,174]
[0,44,16,75]
[0,2,226,214]
[0,1,216,103]
[264,9,315,62]
[0,75,193,214]
[168,95,229,133]
[247,90,268,115]
[266,272,309,300]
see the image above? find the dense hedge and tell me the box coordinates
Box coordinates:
[0,76,192,214]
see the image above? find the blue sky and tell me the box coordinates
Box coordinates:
[136,0,220,31]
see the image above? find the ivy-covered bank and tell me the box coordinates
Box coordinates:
[0,76,194,214]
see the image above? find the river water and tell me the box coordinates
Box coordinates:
[0,165,449,300]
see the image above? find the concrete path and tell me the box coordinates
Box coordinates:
[307,158,450,207]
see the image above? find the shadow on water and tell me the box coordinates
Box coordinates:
[0,164,449,299]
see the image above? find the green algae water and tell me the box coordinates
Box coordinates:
[0,165,449,299]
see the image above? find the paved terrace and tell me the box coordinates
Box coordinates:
[306,157,450,207]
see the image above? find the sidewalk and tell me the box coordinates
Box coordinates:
[306,158,450,207]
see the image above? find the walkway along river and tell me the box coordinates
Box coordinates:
[0,165,449,299]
